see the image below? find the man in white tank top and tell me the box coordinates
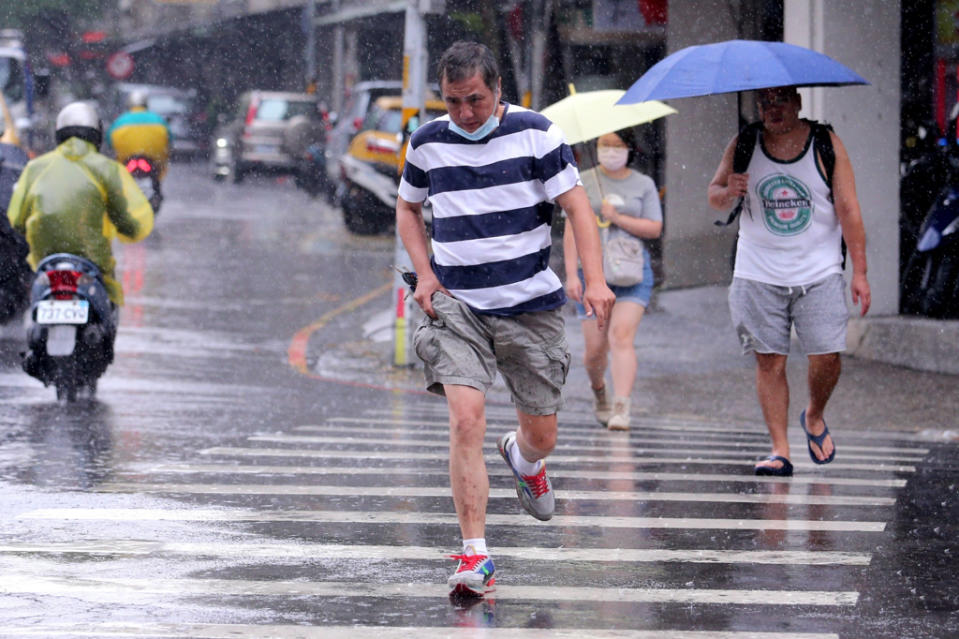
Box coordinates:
[707,86,871,477]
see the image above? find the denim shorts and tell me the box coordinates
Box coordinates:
[574,251,655,320]
[728,274,849,356]
[412,293,571,415]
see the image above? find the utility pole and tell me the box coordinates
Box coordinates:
[304,0,316,91]
[393,0,444,367]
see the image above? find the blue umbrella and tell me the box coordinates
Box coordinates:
[618,39,868,104]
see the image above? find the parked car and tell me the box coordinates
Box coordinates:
[0,91,21,148]
[0,29,46,155]
[338,94,446,234]
[325,80,439,193]
[106,83,208,159]
[211,90,321,182]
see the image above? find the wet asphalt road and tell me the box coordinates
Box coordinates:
[0,163,956,638]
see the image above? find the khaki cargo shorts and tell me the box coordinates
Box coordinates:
[412,293,570,415]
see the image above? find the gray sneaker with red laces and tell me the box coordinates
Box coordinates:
[497,431,555,521]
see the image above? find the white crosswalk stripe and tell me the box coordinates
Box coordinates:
[118,462,909,487]
[4,405,933,637]
[198,445,918,472]
[96,481,897,507]
[0,623,843,639]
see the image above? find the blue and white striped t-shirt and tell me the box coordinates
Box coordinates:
[398,102,580,316]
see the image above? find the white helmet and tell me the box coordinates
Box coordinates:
[127,90,148,109]
[55,101,102,147]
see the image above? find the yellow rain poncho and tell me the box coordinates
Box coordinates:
[7,137,154,305]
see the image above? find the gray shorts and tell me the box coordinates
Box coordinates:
[728,274,848,356]
[412,293,571,415]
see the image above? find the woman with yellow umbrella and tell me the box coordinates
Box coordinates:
[541,88,674,430]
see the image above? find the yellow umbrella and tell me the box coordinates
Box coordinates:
[540,86,676,145]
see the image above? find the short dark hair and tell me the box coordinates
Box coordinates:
[436,41,499,92]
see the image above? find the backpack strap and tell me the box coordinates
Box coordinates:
[807,119,836,191]
[715,121,763,227]
[806,119,846,268]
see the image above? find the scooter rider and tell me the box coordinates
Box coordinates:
[108,90,171,204]
[9,102,153,380]
[7,101,154,308]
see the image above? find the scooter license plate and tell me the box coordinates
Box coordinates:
[36,300,89,325]
[135,177,152,193]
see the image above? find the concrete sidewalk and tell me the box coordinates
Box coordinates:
[344,283,958,438]
[560,284,959,436]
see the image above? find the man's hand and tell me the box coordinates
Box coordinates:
[582,281,616,331]
[851,272,871,316]
[726,172,749,199]
[412,271,449,319]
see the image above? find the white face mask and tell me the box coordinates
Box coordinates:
[448,90,501,141]
[597,147,629,172]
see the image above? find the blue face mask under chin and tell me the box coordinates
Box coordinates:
[449,97,501,141]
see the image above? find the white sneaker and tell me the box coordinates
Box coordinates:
[497,431,554,521]
[592,385,611,425]
[607,396,631,431]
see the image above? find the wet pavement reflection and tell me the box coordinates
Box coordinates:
[0,164,955,638]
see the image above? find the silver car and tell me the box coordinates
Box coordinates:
[212,90,321,182]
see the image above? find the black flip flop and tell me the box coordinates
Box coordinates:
[754,455,793,477]
[800,409,836,465]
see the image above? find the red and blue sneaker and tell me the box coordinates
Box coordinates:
[447,553,496,596]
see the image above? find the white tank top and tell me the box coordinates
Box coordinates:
[735,129,843,287]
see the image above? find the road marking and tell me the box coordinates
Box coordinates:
[118,462,909,487]
[0,540,872,565]
[17,508,886,532]
[0,625,843,639]
[286,282,432,394]
[97,482,897,507]
[260,432,927,462]
[0,575,859,606]
[199,446,917,472]
[294,423,930,456]
[338,414,936,445]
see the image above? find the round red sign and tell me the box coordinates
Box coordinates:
[106,51,134,80]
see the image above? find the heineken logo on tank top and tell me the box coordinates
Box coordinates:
[757,173,813,235]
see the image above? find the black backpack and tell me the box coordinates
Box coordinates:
[718,118,845,266]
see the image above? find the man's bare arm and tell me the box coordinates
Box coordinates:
[396,196,447,318]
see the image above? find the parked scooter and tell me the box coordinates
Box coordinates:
[900,184,959,318]
[0,141,31,324]
[125,155,163,214]
[294,142,332,199]
[899,104,959,319]
[22,253,116,401]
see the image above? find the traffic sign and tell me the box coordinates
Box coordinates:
[106,51,134,80]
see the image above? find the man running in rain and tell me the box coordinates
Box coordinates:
[396,40,614,597]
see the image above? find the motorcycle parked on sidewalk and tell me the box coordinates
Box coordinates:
[899,108,959,319]
[0,141,31,324]
[22,253,116,401]
[900,183,959,318]
[124,155,163,214]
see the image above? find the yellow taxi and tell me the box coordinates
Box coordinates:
[0,92,21,147]
[337,95,446,234]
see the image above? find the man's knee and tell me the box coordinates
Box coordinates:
[518,417,557,454]
[755,352,787,375]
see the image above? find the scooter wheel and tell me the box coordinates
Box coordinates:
[55,375,77,402]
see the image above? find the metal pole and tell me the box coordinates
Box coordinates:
[393,0,429,367]
[304,0,316,90]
